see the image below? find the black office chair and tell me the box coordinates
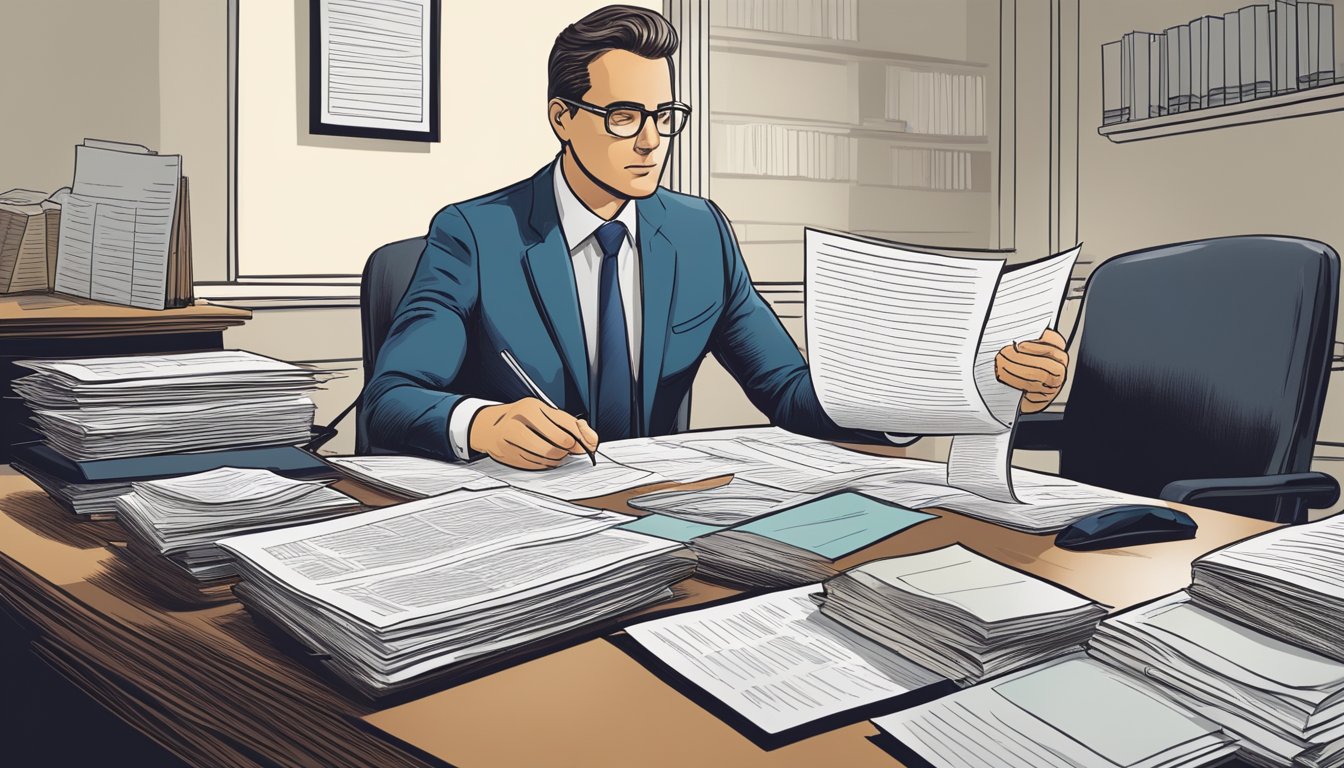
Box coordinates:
[353,237,428,454]
[1014,235,1340,524]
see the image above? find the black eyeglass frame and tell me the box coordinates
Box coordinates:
[556,97,693,138]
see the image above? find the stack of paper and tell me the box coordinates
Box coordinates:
[1090,593,1344,768]
[624,586,947,735]
[13,351,329,460]
[1189,514,1344,664]
[12,463,129,519]
[219,488,695,698]
[686,492,936,588]
[115,468,362,583]
[873,655,1238,768]
[819,545,1107,684]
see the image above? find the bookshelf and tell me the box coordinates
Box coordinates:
[1099,81,1344,142]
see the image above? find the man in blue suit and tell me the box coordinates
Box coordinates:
[363,5,1068,469]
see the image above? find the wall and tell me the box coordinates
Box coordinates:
[0,0,231,282]
[235,0,660,278]
[1076,0,1344,512]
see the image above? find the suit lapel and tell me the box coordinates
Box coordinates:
[522,165,590,412]
[638,192,676,431]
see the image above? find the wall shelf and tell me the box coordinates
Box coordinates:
[1098,83,1344,143]
[709,26,989,69]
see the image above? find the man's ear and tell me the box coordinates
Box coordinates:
[548,99,570,143]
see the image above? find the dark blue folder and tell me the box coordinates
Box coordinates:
[11,442,336,484]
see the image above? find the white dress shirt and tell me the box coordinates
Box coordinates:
[446,160,641,459]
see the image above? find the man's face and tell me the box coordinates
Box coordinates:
[552,49,674,199]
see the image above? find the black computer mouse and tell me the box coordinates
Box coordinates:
[1054,505,1198,551]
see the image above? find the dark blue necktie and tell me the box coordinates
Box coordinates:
[593,220,637,440]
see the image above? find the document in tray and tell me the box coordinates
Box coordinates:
[873,655,1238,768]
[54,139,182,309]
[623,586,946,734]
[805,229,1079,503]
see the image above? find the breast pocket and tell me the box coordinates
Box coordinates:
[670,300,721,334]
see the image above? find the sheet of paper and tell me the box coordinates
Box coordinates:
[15,350,306,383]
[54,142,181,309]
[874,656,1236,768]
[733,492,935,560]
[858,544,1093,623]
[325,455,505,498]
[946,246,1080,504]
[469,452,661,501]
[628,478,808,525]
[624,586,944,734]
[318,0,434,135]
[805,229,1004,435]
[596,437,739,484]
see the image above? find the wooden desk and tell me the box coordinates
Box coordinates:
[0,461,1276,768]
[0,294,250,461]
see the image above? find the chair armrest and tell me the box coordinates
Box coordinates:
[1160,472,1341,510]
[1013,412,1066,451]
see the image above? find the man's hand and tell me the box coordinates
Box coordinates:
[995,329,1069,414]
[468,398,599,470]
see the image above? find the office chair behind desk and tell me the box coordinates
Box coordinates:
[1014,236,1341,524]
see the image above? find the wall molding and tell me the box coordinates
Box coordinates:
[196,281,360,308]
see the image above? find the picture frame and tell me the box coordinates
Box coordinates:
[309,0,441,142]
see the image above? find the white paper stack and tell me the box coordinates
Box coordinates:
[11,463,129,519]
[1090,593,1344,768]
[13,351,330,460]
[219,488,695,698]
[1189,514,1344,664]
[819,545,1108,685]
[874,655,1238,768]
[114,468,363,581]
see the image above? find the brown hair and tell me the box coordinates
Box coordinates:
[548,5,678,112]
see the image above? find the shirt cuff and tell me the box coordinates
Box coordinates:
[447,397,501,461]
[884,432,920,447]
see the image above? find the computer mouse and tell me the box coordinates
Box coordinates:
[1054,505,1198,551]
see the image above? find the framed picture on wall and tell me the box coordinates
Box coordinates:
[309,0,441,142]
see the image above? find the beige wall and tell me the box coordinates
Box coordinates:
[236,0,660,278]
[0,0,230,282]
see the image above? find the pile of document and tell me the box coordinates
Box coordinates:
[219,488,695,698]
[1090,593,1344,768]
[1189,513,1344,665]
[624,586,948,735]
[114,468,362,603]
[683,492,935,588]
[13,351,327,461]
[873,655,1239,768]
[819,545,1107,684]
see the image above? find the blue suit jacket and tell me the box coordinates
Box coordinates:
[362,162,887,460]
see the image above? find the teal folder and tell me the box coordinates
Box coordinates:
[733,491,936,560]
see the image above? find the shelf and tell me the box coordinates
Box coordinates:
[1098,82,1344,143]
[709,26,989,69]
[710,112,990,146]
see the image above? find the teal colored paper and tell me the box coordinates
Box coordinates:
[734,492,935,560]
[618,514,727,542]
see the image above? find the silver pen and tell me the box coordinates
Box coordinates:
[499,349,596,466]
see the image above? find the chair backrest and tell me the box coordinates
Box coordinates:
[355,237,426,454]
[1058,235,1339,521]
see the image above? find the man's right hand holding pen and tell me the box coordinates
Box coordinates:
[468,398,600,470]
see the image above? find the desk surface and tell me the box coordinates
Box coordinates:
[0,457,1277,768]
[0,294,250,338]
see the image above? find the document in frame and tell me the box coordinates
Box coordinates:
[946,245,1080,503]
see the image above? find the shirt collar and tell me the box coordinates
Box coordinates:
[552,157,638,253]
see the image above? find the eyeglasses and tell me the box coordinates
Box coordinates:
[557,97,692,138]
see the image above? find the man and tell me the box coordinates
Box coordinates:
[362,5,1068,469]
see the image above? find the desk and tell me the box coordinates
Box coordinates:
[0,457,1275,768]
[0,294,251,462]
